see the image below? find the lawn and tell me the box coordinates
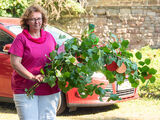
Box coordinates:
[58,98,160,120]
[0,98,160,120]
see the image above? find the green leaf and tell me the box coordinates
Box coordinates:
[55,44,59,50]
[89,24,95,31]
[138,61,145,66]
[144,58,151,65]
[148,68,157,75]
[117,59,123,67]
[99,83,105,85]
[108,94,120,101]
[50,51,57,60]
[149,76,156,83]
[85,76,92,83]
[138,67,142,72]
[85,57,89,62]
[102,46,110,53]
[46,76,56,88]
[95,87,106,97]
[141,72,147,77]
[92,54,99,61]
[131,63,138,71]
[112,42,119,49]
[63,72,70,78]
[102,69,115,83]
[128,75,135,83]
[40,68,45,75]
[116,74,124,84]
[141,66,149,72]
[121,40,129,48]
[59,34,66,39]
[56,70,62,77]
[77,63,83,67]
[140,76,146,83]
[131,80,139,88]
[72,45,78,50]
[135,52,142,60]
[69,56,76,63]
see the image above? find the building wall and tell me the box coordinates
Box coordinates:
[51,1,160,49]
[87,0,160,6]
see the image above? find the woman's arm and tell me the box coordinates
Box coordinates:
[10,54,43,82]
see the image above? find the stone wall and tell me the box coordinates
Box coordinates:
[51,1,160,49]
[87,0,160,6]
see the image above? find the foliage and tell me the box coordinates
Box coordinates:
[131,46,160,99]
[0,0,86,20]
[0,0,31,17]
[37,0,86,20]
[26,24,157,101]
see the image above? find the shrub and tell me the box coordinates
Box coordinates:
[0,0,30,17]
[37,0,86,20]
[0,0,86,20]
[132,46,160,99]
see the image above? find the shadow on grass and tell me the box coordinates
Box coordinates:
[70,117,129,120]
[60,104,119,116]
[0,102,16,114]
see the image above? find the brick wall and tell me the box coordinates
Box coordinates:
[50,1,160,49]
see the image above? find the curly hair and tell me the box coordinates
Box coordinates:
[20,4,48,30]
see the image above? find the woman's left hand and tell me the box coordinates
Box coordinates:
[35,74,45,82]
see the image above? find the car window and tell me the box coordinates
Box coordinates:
[7,25,22,35]
[45,25,73,45]
[0,30,13,52]
[6,25,73,45]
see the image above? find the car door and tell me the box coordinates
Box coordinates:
[0,28,14,98]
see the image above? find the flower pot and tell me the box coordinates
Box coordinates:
[116,63,127,73]
[105,61,118,71]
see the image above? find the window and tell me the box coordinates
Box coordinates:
[0,30,13,52]
[7,25,22,35]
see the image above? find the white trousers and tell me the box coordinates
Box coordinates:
[13,92,60,120]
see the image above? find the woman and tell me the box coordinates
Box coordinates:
[9,4,60,120]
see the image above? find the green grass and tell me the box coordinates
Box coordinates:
[0,97,160,120]
[58,98,160,120]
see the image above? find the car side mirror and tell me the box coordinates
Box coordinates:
[3,44,11,53]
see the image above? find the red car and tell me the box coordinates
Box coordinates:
[0,17,138,115]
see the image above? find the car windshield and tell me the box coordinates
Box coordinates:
[6,25,73,45]
[45,25,72,45]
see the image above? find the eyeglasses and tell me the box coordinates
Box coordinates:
[28,17,42,22]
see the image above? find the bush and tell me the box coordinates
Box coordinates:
[0,0,31,17]
[0,0,86,20]
[38,0,86,20]
[132,46,160,99]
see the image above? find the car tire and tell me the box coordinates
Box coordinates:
[56,92,66,115]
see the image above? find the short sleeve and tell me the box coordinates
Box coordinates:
[9,34,24,57]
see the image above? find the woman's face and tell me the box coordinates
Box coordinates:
[27,12,43,31]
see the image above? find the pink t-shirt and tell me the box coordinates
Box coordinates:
[9,29,60,95]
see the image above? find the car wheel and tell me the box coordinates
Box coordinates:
[56,92,66,115]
